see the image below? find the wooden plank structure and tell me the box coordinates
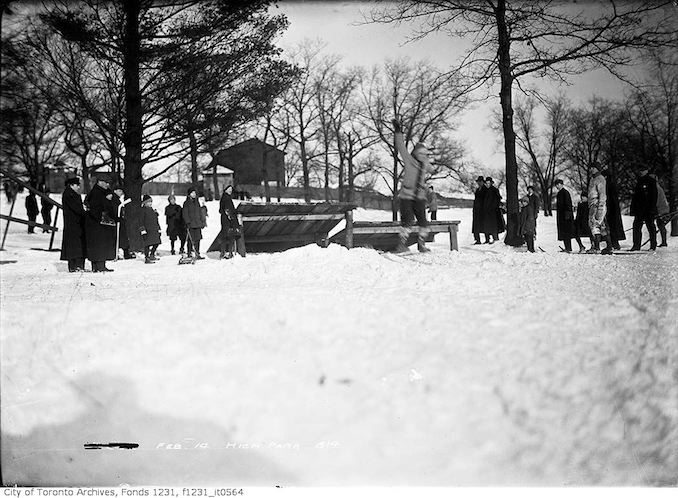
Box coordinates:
[330,220,461,252]
[236,202,356,253]
[0,168,62,251]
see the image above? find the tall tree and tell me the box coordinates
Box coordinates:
[370,0,678,244]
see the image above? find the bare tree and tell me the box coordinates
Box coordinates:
[369,0,678,244]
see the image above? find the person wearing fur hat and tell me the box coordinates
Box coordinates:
[84,175,117,271]
[182,186,205,259]
[391,118,432,252]
[472,175,487,244]
[518,196,536,252]
[60,177,87,272]
[165,195,186,255]
[586,162,614,254]
[140,194,161,263]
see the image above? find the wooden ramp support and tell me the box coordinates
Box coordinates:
[235,202,356,253]
[330,220,461,252]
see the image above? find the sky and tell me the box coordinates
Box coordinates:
[273,0,642,175]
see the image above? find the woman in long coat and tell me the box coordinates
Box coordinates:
[60,177,86,272]
[84,178,117,272]
[472,176,486,244]
[601,169,625,249]
[209,185,241,259]
[555,180,576,251]
[482,177,504,243]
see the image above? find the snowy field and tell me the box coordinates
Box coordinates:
[1,192,677,487]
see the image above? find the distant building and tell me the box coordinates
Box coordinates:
[201,165,234,199]
[206,139,285,199]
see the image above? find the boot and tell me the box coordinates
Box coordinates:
[601,235,614,255]
[394,230,409,253]
[417,233,430,253]
[145,257,155,264]
[586,235,601,254]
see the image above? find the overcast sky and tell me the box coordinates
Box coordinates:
[274,0,639,175]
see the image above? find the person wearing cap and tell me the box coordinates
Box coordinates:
[60,177,87,272]
[629,166,658,251]
[600,169,625,250]
[586,162,614,254]
[392,118,433,252]
[112,185,134,259]
[182,186,205,259]
[482,177,504,243]
[554,179,576,252]
[426,185,438,221]
[140,194,162,263]
[518,196,536,252]
[472,175,487,244]
[165,194,186,255]
[84,175,117,271]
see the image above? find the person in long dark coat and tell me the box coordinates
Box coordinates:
[165,195,186,255]
[40,189,54,232]
[518,196,536,252]
[112,185,134,259]
[601,169,625,249]
[139,194,162,263]
[482,177,504,243]
[215,185,240,259]
[182,187,205,259]
[60,177,86,272]
[554,179,576,252]
[25,191,39,233]
[84,177,117,272]
[574,193,590,252]
[629,167,658,251]
[472,175,486,244]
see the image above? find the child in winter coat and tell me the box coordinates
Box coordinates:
[140,194,162,264]
[165,195,186,255]
[574,193,591,252]
[518,196,536,253]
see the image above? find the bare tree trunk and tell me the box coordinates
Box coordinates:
[300,137,310,203]
[121,0,144,252]
[347,134,355,204]
[262,149,271,202]
[496,0,522,246]
[189,129,199,186]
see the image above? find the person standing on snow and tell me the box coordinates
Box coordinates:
[482,177,504,244]
[140,194,162,264]
[392,118,432,253]
[426,185,438,221]
[629,167,658,251]
[217,184,240,259]
[84,175,117,271]
[518,196,536,253]
[587,162,614,254]
[554,179,576,252]
[40,187,54,232]
[472,175,486,244]
[574,192,590,252]
[651,174,670,248]
[165,195,186,255]
[601,169,625,250]
[182,187,205,259]
[60,177,87,272]
[112,185,134,259]
[25,190,39,233]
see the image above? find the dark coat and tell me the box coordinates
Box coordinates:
[25,193,39,218]
[630,174,658,218]
[528,193,540,218]
[219,192,238,231]
[40,196,54,216]
[140,206,162,246]
[182,197,205,229]
[518,204,536,236]
[603,174,625,241]
[60,187,86,261]
[575,201,590,238]
[483,186,505,234]
[472,185,486,234]
[165,203,185,238]
[556,188,575,241]
[84,183,116,261]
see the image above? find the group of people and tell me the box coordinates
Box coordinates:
[471,176,511,245]
[554,163,670,254]
[59,174,241,273]
[24,184,54,234]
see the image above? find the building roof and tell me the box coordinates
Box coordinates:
[203,165,234,175]
[221,138,285,155]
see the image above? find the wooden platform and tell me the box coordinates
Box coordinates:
[236,202,356,253]
[330,220,461,252]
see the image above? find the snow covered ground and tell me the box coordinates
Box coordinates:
[1,193,677,486]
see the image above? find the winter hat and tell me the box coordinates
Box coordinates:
[142,194,152,204]
[476,175,485,182]
[187,186,197,195]
[224,184,233,192]
[520,196,529,203]
[485,176,493,183]
[527,185,534,191]
[65,177,80,186]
